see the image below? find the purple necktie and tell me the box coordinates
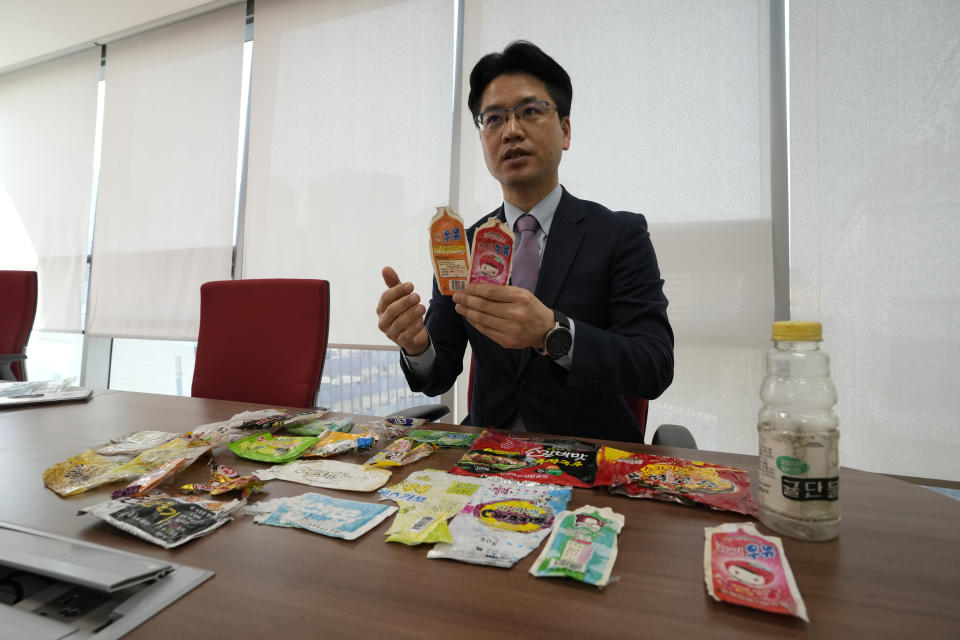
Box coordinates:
[512,214,541,292]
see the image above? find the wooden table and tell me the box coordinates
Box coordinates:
[2,391,958,638]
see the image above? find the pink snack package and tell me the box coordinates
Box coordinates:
[468,217,515,286]
[704,522,809,622]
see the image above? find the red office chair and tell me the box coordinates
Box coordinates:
[0,270,38,381]
[191,279,330,408]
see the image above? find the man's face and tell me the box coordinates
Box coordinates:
[478,73,571,202]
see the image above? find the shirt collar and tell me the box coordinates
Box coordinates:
[502,184,563,236]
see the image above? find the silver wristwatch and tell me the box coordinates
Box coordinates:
[541,310,572,360]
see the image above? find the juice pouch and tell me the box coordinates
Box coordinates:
[429,206,470,295]
[528,505,624,588]
[596,446,759,517]
[468,217,515,286]
[704,522,809,622]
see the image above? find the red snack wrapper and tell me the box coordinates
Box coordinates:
[595,447,759,517]
[449,430,598,488]
[704,522,809,622]
[468,218,514,286]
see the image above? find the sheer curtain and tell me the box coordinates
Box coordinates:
[789,0,960,480]
[241,0,455,346]
[0,48,100,331]
[86,4,245,340]
[457,1,774,451]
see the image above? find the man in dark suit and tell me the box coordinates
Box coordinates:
[376,41,673,442]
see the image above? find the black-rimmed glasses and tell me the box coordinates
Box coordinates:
[475,100,557,132]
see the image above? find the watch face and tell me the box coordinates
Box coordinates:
[546,327,572,357]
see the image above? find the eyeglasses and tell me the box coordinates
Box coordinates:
[475,100,557,132]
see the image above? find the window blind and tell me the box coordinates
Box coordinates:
[241,0,455,345]
[0,49,100,332]
[86,4,245,339]
[789,0,960,480]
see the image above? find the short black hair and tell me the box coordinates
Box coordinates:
[467,40,572,127]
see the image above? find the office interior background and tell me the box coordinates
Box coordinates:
[0,0,957,482]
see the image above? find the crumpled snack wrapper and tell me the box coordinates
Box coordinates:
[43,449,124,497]
[253,459,391,492]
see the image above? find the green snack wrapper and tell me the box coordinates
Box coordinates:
[227,431,319,463]
[408,430,479,448]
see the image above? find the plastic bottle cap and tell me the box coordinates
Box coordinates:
[772,321,822,341]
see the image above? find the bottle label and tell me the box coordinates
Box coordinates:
[758,429,839,521]
[780,476,839,501]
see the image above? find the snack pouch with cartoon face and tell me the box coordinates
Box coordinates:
[703,522,809,621]
[528,505,624,588]
[468,217,515,286]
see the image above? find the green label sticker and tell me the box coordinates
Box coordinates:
[776,456,809,475]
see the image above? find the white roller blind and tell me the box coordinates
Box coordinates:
[86,4,245,339]
[789,0,960,481]
[458,1,774,450]
[242,0,455,345]
[0,48,100,331]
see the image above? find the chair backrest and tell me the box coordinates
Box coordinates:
[0,270,38,381]
[466,355,649,441]
[191,279,330,407]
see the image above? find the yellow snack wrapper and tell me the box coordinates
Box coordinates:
[43,449,122,497]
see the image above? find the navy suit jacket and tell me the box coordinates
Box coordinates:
[402,187,674,442]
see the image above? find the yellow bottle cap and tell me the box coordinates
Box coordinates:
[772,321,822,341]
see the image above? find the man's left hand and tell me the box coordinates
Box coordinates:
[452,283,555,350]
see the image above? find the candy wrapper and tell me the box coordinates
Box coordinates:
[106,437,211,482]
[253,459,392,492]
[364,437,436,468]
[185,408,308,445]
[596,447,759,517]
[250,493,397,540]
[111,456,192,499]
[302,430,376,458]
[79,491,243,549]
[180,458,263,499]
[704,522,809,622]
[358,416,425,440]
[43,449,123,497]
[227,431,319,463]
[378,470,489,545]
[528,505,624,588]
[97,430,179,456]
[428,479,572,568]
[450,430,599,488]
[469,217,515,286]
[430,206,470,295]
[408,430,479,448]
[284,413,355,436]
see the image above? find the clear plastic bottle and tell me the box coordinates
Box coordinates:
[757,321,840,541]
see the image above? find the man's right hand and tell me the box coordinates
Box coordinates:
[376,266,429,356]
